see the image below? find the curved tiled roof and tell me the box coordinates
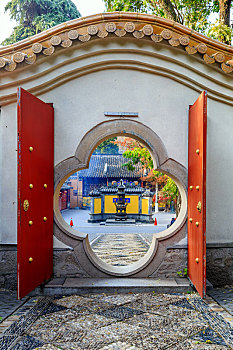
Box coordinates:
[78,154,143,178]
[0,12,233,74]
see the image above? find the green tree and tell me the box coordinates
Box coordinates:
[113,137,154,170]
[208,0,232,44]
[122,147,154,171]
[104,0,232,44]
[115,137,181,213]
[2,0,81,45]
[94,138,119,155]
[162,177,181,215]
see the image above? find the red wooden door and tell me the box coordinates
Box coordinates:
[188,91,207,298]
[17,88,54,299]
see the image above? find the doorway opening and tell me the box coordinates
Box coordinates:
[59,136,181,267]
[54,119,187,276]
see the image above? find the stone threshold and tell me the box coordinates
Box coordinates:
[29,277,194,296]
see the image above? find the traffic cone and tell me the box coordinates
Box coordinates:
[70,218,74,227]
[154,217,157,226]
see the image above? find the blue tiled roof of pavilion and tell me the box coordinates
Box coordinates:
[78,155,143,178]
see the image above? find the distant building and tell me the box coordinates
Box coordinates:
[89,182,153,223]
[58,182,73,211]
[69,154,144,209]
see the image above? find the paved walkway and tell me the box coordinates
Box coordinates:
[62,209,176,264]
[0,291,37,336]
[61,209,175,242]
[0,290,28,322]
[91,233,150,266]
[207,287,233,316]
[0,290,233,350]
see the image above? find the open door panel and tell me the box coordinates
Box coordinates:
[17,88,54,299]
[188,91,207,298]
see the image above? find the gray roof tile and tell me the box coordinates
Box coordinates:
[78,155,143,178]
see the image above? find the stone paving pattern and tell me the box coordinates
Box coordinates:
[0,290,28,322]
[91,233,150,266]
[207,288,233,316]
[0,291,233,350]
[62,210,177,268]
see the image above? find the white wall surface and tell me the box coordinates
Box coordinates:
[207,101,233,243]
[47,69,191,166]
[0,38,232,244]
[0,104,17,243]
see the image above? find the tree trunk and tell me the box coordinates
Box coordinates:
[158,0,181,23]
[154,182,159,213]
[176,192,181,217]
[219,0,231,27]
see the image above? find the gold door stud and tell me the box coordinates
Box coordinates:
[197,201,202,213]
[23,200,29,211]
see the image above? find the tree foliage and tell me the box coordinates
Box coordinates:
[122,147,154,170]
[142,168,179,210]
[162,177,179,200]
[114,137,153,170]
[104,0,232,44]
[2,0,81,45]
[208,20,233,43]
[115,137,180,212]
[142,169,168,186]
[94,138,119,155]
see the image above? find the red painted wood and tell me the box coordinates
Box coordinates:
[17,88,54,299]
[188,91,207,298]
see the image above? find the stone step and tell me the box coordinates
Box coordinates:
[30,277,192,296]
[105,219,136,225]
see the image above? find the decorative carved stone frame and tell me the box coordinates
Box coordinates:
[54,119,188,277]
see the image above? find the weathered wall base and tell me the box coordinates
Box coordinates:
[1,245,232,290]
[206,246,233,286]
[150,248,187,278]
[0,246,90,290]
[53,248,89,278]
[0,245,17,290]
[152,245,233,287]
[154,245,233,287]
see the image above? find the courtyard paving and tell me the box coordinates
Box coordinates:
[0,290,233,350]
[61,209,176,264]
[1,211,232,349]
[61,208,175,244]
[207,288,233,317]
[91,233,150,266]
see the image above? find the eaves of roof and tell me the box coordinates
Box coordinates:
[0,12,232,74]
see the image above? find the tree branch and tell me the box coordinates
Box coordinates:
[158,0,182,23]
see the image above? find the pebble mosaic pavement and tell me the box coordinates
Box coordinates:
[0,291,233,350]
